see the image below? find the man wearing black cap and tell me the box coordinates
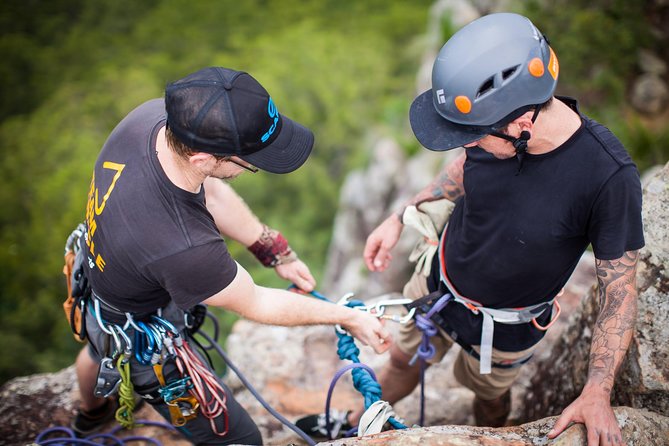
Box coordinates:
[344,13,641,446]
[70,67,392,444]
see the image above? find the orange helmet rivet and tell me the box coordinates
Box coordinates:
[454,95,472,114]
[528,58,545,77]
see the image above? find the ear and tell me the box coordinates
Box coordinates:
[189,152,217,168]
[509,111,535,136]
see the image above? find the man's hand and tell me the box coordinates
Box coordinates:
[548,385,624,446]
[340,310,393,354]
[363,213,403,272]
[275,259,316,292]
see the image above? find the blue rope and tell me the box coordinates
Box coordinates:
[300,288,407,434]
[334,328,407,430]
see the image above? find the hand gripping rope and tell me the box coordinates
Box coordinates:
[296,288,409,438]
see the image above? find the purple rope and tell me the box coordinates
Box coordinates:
[35,419,176,446]
[324,362,377,439]
[409,293,452,426]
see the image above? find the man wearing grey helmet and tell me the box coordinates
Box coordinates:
[359,12,642,446]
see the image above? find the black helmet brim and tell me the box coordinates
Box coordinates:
[410,89,489,151]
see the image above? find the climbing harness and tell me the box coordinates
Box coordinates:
[87,295,236,436]
[40,299,319,446]
[413,229,561,375]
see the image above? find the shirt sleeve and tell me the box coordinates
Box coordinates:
[588,165,645,260]
[145,240,238,310]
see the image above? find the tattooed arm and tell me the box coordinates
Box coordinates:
[402,151,466,212]
[363,152,466,271]
[548,250,639,446]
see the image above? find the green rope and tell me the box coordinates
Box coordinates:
[115,356,137,429]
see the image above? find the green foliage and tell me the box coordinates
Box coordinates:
[521,0,668,169]
[0,0,430,383]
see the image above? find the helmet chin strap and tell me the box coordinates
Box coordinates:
[489,104,543,174]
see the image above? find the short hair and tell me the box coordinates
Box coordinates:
[165,124,228,162]
[165,124,196,159]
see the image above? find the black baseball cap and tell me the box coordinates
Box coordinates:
[165,67,314,173]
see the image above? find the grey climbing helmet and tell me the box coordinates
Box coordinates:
[410,13,559,151]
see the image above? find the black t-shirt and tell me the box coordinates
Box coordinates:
[428,97,645,351]
[83,99,238,313]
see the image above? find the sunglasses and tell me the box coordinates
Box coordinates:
[225,157,259,174]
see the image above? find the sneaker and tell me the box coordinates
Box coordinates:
[295,409,354,440]
[71,398,119,437]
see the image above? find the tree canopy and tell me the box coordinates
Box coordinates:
[1,0,666,384]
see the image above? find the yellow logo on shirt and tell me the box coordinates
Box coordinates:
[85,161,125,272]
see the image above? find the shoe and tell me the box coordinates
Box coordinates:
[295,409,354,440]
[473,389,511,427]
[71,396,146,437]
[71,398,118,437]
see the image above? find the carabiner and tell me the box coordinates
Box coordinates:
[370,298,416,324]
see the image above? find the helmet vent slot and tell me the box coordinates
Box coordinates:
[502,65,519,80]
[477,77,495,98]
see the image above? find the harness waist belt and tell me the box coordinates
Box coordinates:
[92,290,162,325]
[437,230,557,374]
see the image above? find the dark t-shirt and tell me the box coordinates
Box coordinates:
[428,97,645,351]
[83,99,238,313]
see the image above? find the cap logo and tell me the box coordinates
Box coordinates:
[547,47,559,80]
[454,95,472,114]
[261,97,279,143]
[436,89,446,104]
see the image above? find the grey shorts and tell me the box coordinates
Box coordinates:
[85,300,262,445]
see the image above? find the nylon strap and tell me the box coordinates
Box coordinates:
[437,228,555,374]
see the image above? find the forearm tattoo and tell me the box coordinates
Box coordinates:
[589,251,639,392]
[411,153,465,207]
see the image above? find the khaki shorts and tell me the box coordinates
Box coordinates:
[397,271,538,400]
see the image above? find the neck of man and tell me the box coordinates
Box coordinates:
[155,126,205,193]
[526,98,582,155]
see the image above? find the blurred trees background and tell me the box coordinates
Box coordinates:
[0,0,667,384]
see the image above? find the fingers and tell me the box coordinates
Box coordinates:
[275,261,316,292]
[548,410,573,439]
[370,326,393,354]
[363,240,392,272]
[294,263,316,292]
[373,248,392,272]
[347,313,393,354]
[363,215,403,271]
[363,238,381,271]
